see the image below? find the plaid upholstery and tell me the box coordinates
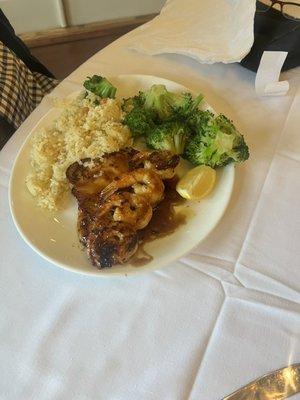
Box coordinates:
[0,41,58,129]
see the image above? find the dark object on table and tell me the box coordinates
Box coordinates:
[0,10,58,150]
[0,9,54,77]
[241,1,300,72]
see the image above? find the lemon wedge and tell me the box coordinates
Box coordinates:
[176,165,216,200]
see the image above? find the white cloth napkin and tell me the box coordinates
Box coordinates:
[128,0,256,64]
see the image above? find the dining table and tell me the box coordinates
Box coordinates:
[1,23,300,400]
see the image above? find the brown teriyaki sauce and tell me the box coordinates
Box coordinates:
[131,176,187,267]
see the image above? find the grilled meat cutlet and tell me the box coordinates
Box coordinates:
[86,222,138,268]
[66,149,180,269]
[66,148,136,205]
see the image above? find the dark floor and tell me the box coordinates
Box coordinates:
[30,27,134,79]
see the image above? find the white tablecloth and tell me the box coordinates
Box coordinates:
[1,27,300,400]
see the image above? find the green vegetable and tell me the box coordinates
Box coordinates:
[187,108,214,132]
[184,112,249,168]
[146,121,191,155]
[142,84,203,121]
[143,84,172,120]
[121,83,249,167]
[123,106,154,137]
[83,75,117,98]
[169,92,203,119]
[122,92,145,113]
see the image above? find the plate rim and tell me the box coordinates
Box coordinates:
[9,73,235,277]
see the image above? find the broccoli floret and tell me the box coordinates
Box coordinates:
[83,75,117,98]
[123,106,154,137]
[143,84,172,120]
[187,108,214,132]
[122,92,145,113]
[146,121,191,155]
[184,113,249,167]
[215,115,250,162]
[170,92,203,119]
[142,84,203,121]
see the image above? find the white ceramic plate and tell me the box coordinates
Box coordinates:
[9,74,234,276]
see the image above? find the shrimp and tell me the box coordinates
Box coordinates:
[130,150,180,179]
[96,193,152,230]
[101,168,164,206]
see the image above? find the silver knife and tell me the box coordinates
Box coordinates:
[223,364,300,400]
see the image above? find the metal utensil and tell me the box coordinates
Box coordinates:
[223,364,300,400]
